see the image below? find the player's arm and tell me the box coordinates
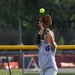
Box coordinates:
[36,21,44,45]
[51,32,57,49]
[36,30,43,45]
[46,28,57,49]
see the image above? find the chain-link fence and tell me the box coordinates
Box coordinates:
[0,50,75,75]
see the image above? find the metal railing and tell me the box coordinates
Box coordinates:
[0,45,75,50]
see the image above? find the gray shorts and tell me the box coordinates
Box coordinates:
[40,67,58,75]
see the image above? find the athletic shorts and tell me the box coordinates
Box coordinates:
[40,67,58,75]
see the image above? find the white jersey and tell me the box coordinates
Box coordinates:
[38,40,58,71]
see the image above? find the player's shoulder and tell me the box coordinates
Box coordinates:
[41,40,44,43]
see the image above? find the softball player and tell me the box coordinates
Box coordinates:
[36,15,58,75]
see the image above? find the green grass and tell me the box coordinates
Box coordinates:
[0,69,22,75]
[25,73,75,75]
[0,69,75,75]
[23,73,75,75]
[57,73,75,75]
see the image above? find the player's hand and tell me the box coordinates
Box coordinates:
[38,21,44,30]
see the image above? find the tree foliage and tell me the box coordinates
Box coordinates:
[0,0,75,45]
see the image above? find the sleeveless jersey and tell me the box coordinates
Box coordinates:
[38,40,58,71]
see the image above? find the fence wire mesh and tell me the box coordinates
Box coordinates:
[0,50,75,75]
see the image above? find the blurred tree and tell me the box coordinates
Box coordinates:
[0,0,75,45]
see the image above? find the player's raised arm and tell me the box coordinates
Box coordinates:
[45,28,57,49]
[36,19,44,45]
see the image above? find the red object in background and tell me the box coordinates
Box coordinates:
[56,54,75,68]
[23,54,75,68]
[1,54,75,69]
[24,54,75,68]
[0,62,19,70]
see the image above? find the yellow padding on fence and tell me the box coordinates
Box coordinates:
[0,45,75,50]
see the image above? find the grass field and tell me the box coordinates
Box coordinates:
[0,69,75,75]
[25,73,75,75]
